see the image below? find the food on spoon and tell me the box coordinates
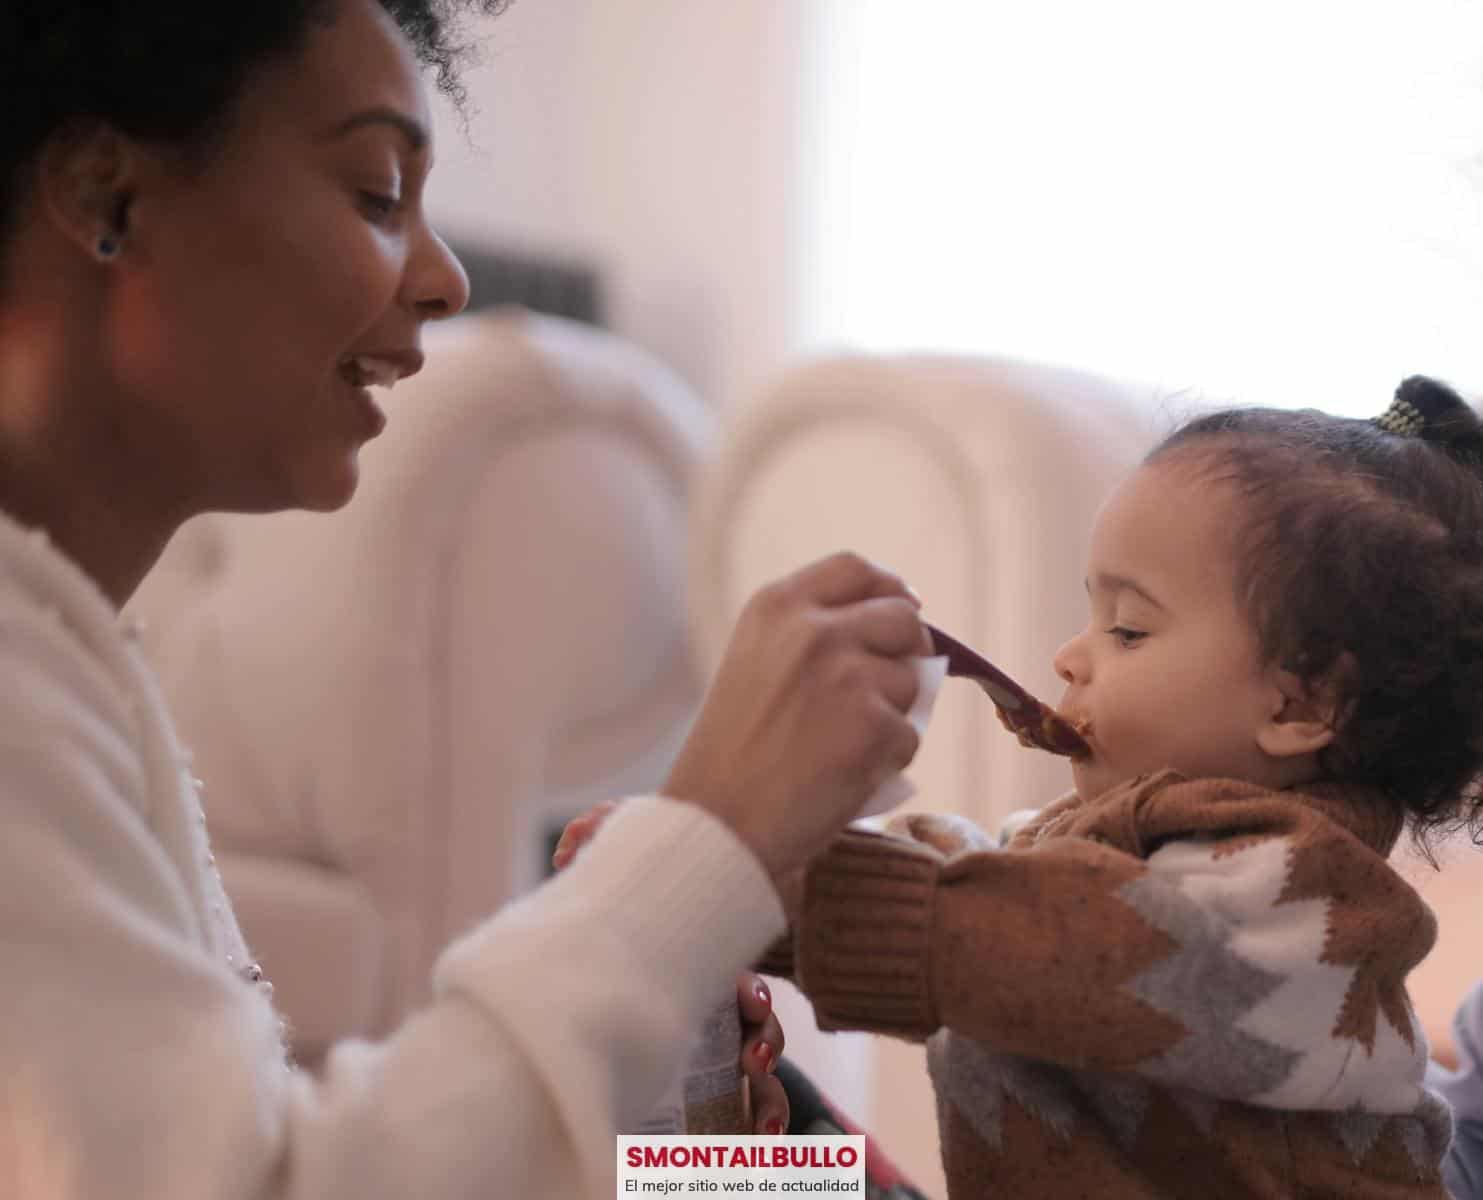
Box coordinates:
[926,623,1092,760]
[991,694,1092,759]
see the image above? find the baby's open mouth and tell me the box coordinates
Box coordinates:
[1062,714,1094,761]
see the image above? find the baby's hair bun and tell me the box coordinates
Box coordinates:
[1382,376,1483,465]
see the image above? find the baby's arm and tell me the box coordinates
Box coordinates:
[788,780,1436,1108]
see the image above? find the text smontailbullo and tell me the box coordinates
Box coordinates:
[625,1146,859,1170]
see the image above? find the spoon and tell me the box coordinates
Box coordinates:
[925,623,1091,759]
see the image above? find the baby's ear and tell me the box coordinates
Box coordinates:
[1255,664,1343,759]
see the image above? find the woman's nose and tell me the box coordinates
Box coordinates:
[409,225,472,322]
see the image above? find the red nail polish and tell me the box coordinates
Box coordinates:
[766,1119,784,1136]
[754,981,771,1008]
[753,1041,773,1070]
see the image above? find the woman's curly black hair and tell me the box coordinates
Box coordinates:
[0,0,509,247]
[1151,376,1483,853]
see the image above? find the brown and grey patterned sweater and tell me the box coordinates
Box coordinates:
[769,770,1452,1198]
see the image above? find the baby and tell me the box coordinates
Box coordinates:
[563,376,1483,1196]
[762,376,1483,1197]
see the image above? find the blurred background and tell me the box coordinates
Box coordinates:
[426,0,1483,415]
[131,5,1483,1196]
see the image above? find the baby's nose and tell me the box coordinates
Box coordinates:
[1052,636,1082,684]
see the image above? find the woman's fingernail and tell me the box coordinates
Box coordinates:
[766,1118,784,1136]
[905,585,924,608]
[753,1041,774,1071]
[754,981,771,1008]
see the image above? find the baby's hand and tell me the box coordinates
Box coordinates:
[551,800,621,871]
[884,810,996,857]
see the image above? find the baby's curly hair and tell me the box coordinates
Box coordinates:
[1151,377,1483,853]
[0,0,509,247]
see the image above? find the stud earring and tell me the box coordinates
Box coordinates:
[96,234,120,260]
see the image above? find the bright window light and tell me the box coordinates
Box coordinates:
[800,1,1483,414]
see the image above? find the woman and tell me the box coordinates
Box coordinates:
[0,2,930,1197]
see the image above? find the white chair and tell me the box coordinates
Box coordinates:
[125,309,715,1066]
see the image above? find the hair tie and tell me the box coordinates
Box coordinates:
[1373,375,1483,468]
[1373,393,1425,437]
[1374,376,1472,436]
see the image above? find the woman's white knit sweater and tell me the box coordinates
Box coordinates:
[0,509,784,1199]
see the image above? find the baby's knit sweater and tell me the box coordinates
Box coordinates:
[774,770,1452,1197]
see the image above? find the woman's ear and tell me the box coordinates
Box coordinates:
[33,121,138,258]
[1255,666,1340,759]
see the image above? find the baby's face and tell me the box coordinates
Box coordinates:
[1054,461,1286,802]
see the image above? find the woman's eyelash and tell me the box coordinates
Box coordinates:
[1104,626,1147,647]
[358,191,400,220]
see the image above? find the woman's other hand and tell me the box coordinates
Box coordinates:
[739,973,788,1135]
[666,551,930,881]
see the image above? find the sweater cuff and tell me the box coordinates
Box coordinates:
[579,795,787,1013]
[797,829,940,1036]
[437,795,787,1033]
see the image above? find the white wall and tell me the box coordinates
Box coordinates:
[804,0,1483,412]
[425,0,820,411]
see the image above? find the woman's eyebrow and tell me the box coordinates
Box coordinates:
[325,107,428,152]
[1085,571,1166,612]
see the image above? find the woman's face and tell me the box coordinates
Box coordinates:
[106,0,469,514]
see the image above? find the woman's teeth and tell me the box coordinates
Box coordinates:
[339,356,398,389]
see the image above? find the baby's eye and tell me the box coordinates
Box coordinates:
[1105,626,1147,648]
